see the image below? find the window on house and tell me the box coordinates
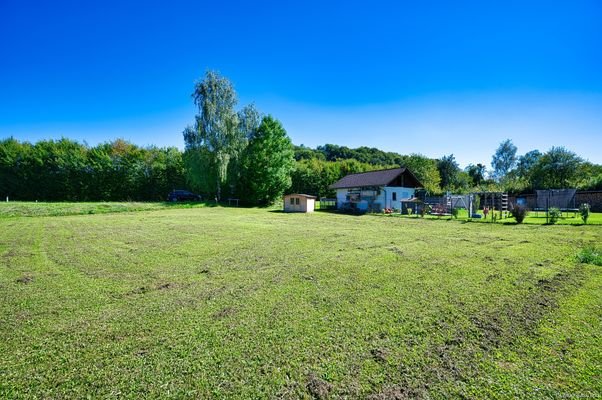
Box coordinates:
[392,192,397,201]
[290,197,295,204]
[295,198,300,205]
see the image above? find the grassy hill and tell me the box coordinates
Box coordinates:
[0,205,600,398]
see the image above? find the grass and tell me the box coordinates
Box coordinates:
[0,203,600,398]
[577,247,602,266]
[0,201,220,218]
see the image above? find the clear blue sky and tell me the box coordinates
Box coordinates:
[1,0,601,167]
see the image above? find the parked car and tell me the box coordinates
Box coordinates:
[167,190,202,202]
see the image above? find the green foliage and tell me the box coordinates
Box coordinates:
[0,138,185,201]
[240,116,295,204]
[316,143,403,165]
[465,163,486,186]
[579,203,591,224]
[399,154,442,194]
[577,246,602,266]
[437,154,460,190]
[491,139,517,182]
[293,146,443,194]
[183,147,216,196]
[531,147,583,189]
[451,207,459,219]
[294,145,325,161]
[290,158,384,198]
[548,207,561,224]
[575,162,602,190]
[185,71,243,200]
[510,204,528,224]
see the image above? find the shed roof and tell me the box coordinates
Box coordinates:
[283,193,317,199]
[329,167,422,189]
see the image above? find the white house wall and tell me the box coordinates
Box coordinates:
[336,187,415,211]
[336,190,347,207]
[381,187,415,210]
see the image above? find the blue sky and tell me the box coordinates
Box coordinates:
[1,1,601,167]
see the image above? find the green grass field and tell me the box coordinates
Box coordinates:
[1,204,600,399]
[0,201,219,218]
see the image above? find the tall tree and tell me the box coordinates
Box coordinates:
[241,116,295,204]
[184,71,240,200]
[531,146,583,189]
[228,104,262,196]
[515,150,542,180]
[437,154,460,190]
[465,163,486,186]
[491,139,517,182]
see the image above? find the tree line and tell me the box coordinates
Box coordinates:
[2,72,601,202]
[0,138,184,201]
[2,136,600,203]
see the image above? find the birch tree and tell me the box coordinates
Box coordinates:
[184,71,240,200]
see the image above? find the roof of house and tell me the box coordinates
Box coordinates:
[283,193,317,199]
[329,167,423,189]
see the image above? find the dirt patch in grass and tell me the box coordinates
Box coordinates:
[156,283,172,290]
[370,348,390,363]
[367,385,425,400]
[475,269,583,353]
[367,267,587,398]
[126,282,176,296]
[388,246,404,257]
[15,275,34,284]
[213,307,236,319]
[306,373,333,399]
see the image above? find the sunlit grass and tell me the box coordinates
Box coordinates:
[0,205,600,398]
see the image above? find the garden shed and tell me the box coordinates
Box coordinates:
[283,194,316,213]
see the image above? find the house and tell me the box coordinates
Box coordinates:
[329,168,423,212]
[283,194,317,213]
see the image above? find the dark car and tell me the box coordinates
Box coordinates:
[167,190,202,202]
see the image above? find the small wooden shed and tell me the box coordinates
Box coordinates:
[283,194,316,213]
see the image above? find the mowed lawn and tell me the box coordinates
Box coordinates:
[0,206,600,399]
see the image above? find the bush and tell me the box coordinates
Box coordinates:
[577,247,602,266]
[510,205,528,224]
[451,207,459,219]
[579,203,590,224]
[548,207,561,224]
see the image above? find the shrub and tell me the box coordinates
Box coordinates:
[548,207,561,224]
[511,205,528,224]
[579,203,590,224]
[451,207,459,219]
[577,246,602,266]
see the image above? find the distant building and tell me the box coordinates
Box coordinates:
[283,194,317,213]
[329,168,423,212]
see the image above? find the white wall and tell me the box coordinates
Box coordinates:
[381,187,415,210]
[336,187,415,211]
[336,190,347,207]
